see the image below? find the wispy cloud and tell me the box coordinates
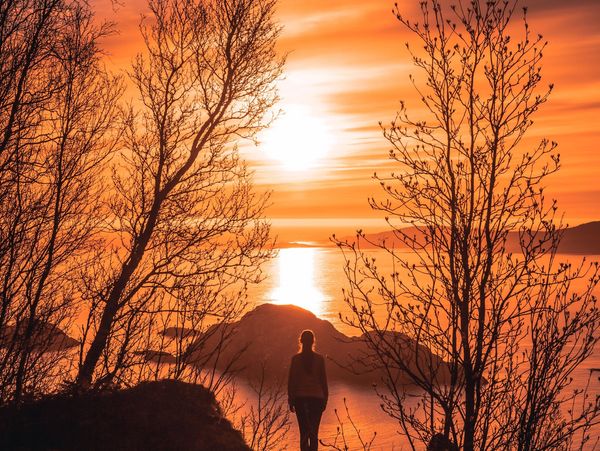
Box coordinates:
[92,0,600,232]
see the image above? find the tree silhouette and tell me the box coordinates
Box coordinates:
[0,0,122,404]
[75,0,283,389]
[335,1,600,450]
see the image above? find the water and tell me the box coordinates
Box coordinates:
[244,247,600,450]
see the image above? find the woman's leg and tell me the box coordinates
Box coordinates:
[307,398,324,451]
[295,398,311,451]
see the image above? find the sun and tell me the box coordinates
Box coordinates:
[260,104,333,171]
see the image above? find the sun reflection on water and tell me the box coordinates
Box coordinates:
[268,248,326,316]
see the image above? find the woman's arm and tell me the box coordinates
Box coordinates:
[320,355,329,408]
[287,357,297,411]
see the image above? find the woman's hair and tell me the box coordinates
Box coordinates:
[299,330,315,372]
[299,329,315,350]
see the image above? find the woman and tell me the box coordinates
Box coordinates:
[287,330,328,451]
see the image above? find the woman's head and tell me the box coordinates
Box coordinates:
[299,329,315,351]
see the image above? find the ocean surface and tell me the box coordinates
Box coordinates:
[243,247,600,450]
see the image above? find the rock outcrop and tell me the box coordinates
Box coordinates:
[0,380,250,451]
[189,303,451,387]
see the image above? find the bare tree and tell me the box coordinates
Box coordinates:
[238,365,291,451]
[0,0,122,404]
[334,1,600,450]
[76,0,283,390]
[320,398,377,451]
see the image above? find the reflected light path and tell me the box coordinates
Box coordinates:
[268,248,326,316]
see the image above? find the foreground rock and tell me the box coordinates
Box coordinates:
[189,303,451,387]
[0,380,249,451]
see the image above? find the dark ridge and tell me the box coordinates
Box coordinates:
[0,380,249,451]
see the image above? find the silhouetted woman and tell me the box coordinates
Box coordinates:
[288,330,328,451]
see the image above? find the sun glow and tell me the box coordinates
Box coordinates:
[268,248,325,315]
[261,104,333,171]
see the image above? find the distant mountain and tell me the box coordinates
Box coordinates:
[550,221,600,254]
[188,303,451,387]
[0,321,78,352]
[340,221,600,255]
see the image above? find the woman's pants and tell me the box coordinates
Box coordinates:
[294,397,325,451]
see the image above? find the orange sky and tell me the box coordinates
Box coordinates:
[95,0,600,243]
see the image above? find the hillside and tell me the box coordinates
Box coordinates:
[188,303,451,387]
[0,380,249,451]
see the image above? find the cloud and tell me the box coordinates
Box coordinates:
[91,0,600,232]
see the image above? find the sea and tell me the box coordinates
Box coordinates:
[240,247,600,450]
